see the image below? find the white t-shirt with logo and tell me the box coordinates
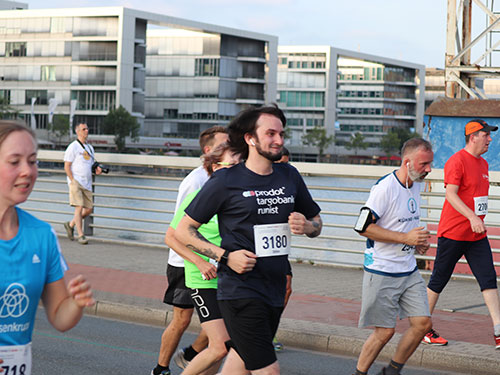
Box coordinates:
[363,172,421,275]
[64,140,95,191]
[168,165,209,267]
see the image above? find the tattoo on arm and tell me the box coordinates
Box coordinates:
[186,244,219,260]
[307,216,322,238]
[188,224,211,244]
[187,224,219,259]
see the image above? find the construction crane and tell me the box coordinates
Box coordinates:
[446,0,500,98]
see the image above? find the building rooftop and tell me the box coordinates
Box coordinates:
[426,96,500,117]
[0,6,277,43]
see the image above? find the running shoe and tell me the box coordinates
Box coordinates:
[273,337,284,351]
[150,369,171,375]
[173,348,190,369]
[495,334,500,349]
[422,328,448,346]
[77,235,88,245]
[64,221,74,241]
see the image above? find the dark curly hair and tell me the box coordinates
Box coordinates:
[227,104,286,160]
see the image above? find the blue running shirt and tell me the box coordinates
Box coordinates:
[0,208,66,346]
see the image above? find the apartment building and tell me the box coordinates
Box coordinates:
[0,5,276,146]
[144,28,273,138]
[278,46,424,158]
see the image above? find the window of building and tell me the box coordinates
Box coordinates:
[41,66,56,81]
[279,57,287,65]
[195,58,220,77]
[0,90,10,103]
[18,114,48,130]
[73,17,118,37]
[164,109,178,119]
[278,91,324,108]
[25,90,48,105]
[6,42,27,57]
[71,90,116,111]
[50,18,65,33]
[73,115,103,134]
[178,123,201,139]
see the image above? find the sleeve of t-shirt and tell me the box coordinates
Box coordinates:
[365,181,388,220]
[175,169,205,212]
[185,173,225,224]
[46,228,65,284]
[63,142,76,163]
[291,168,321,219]
[170,190,198,230]
[444,154,463,187]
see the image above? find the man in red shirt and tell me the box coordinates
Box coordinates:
[425,119,500,349]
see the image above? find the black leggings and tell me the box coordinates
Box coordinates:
[428,237,497,293]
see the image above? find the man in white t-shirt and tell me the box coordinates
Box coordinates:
[352,138,434,375]
[151,126,228,375]
[63,123,101,245]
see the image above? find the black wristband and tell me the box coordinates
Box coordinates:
[219,249,230,265]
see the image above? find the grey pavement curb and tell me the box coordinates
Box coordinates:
[88,299,500,375]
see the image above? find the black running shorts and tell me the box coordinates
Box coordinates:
[219,298,283,371]
[190,288,221,323]
[163,265,194,308]
[428,237,497,293]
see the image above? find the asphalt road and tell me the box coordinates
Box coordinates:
[31,311,464,375]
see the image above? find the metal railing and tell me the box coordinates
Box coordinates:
[24,150,500,276]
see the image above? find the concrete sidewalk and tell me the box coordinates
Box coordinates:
[57,236,500,375]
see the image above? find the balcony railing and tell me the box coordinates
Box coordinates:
[23,151,500,280]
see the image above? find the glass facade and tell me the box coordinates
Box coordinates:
[5,41,26,56]
[278,91,324,107]
[336,56,418,142]
[0,89,10,103]
[277,48,421,156]
[195,58,219,76]
[279,52,326,69]
[71,91,116,111]
[144,29,268,137]
[0,9,272,141]
[25,90,48,105]
[277,50,328,138]
[0,13,123,132]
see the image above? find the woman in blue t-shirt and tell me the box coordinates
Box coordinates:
[0,121,95,374]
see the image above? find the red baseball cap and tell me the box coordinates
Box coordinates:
[465,119,498,136]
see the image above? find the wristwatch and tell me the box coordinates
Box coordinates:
[219,249,230,265]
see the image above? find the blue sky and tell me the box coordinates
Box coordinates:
[26,0,449,67]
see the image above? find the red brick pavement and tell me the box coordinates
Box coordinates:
[66,263,166,300]
[66,263,496,347]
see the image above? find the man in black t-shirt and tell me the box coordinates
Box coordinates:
[176,105,322,375]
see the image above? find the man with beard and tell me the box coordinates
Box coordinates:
[175,104,322,375]
[425,119,500,349]
[353,138,434,375]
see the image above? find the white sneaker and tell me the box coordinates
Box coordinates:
[173,348,190,369]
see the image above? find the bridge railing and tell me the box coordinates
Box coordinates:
[23,150,500,277]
